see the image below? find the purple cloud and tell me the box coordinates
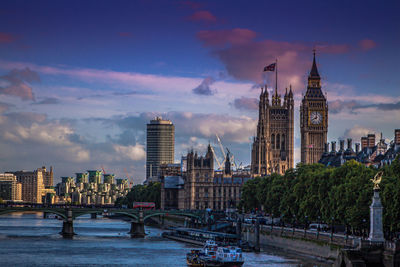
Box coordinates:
[0,68,39,100]
[192,77,216,96]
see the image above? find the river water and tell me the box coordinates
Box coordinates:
[0,212,325,266]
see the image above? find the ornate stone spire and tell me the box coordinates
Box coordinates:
[310,49,320,78]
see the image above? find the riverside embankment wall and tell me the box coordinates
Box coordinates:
[241,224,355,261]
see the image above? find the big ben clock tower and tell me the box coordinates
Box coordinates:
[300,51,328,164]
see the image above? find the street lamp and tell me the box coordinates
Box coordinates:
[292,215,296,237]
[330,217,334,241]
[304,216,308,238]
[362,219,366,239]
[317,215,321,239]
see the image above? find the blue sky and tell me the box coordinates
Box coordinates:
[0,0,399,183]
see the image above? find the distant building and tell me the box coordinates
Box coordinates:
[55,171,129,205]
[161,145,252,211]
[40,166,54,188]
[88,170,102,184]
[103,174,115,184]
[319,129,400,168]
[12,169,44,203]
[76,173,88,183]
[0,173,22,201]
[146,117,175,180]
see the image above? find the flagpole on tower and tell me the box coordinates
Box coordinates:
[275,58,278,94]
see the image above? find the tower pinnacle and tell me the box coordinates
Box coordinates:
[310,49,320,78]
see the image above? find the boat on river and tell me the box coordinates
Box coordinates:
[186,240,244,267]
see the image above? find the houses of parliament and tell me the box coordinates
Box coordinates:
[251,52,328,175]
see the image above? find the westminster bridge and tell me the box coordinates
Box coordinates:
[0,203,205,238]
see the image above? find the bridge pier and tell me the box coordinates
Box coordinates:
[91,213,97,219]
[60,208,75,238]
[130,209,145,238]
[43,212,49,219]
[130,221,145,238]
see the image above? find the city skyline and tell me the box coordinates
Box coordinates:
[0,0,399,183]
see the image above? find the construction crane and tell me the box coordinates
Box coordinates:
[124,168,134,187]
[101,165,107,175]
[226,147,237,170]
[215,134,226,164]
[209,145,223,170]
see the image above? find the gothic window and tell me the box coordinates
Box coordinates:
[276,134,280,149]
[271,134,275,149]
[281,134,285,150]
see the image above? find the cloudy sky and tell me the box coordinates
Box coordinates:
[0,0,399,184]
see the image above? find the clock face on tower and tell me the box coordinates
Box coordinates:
[310,111,322,125]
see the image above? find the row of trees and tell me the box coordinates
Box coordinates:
[115,182,161,209]
[239,157,400,233]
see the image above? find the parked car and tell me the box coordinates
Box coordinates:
[309,223,330,231]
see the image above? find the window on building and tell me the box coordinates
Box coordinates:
[276,134,280,149]
[271,134,275,149]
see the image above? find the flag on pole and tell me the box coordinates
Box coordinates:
[264,63,276,72]
[307,144,314,148]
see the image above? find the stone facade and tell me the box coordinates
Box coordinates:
[319,129,400,168]
[369,190,385,243]
[300,52,328,164]
[251,83,294,176]
[161,146,251,211]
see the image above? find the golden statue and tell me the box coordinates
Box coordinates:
[371,171,383,190]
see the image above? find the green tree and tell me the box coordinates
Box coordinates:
[115,182,161,209]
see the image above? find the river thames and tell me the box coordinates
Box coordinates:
[0,213,327,266]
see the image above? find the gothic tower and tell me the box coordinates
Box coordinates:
[251,84,294,176]
[300,51,328,164]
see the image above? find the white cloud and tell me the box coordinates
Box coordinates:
[113,144,146,161]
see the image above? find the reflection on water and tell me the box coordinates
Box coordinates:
[0,212,321,266]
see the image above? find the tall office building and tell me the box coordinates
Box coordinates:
[12,169,44,203]
[0,173,22,201]
[146,117,175,179]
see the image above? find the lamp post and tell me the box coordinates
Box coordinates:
[292,215,296,237]
[270,213,274,232]
[330,217,334,242]
[362,218,366,239]
[317,215,321,239]
[304,216,308,238]
[280,214,284,236]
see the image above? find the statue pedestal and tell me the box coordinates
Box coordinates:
[368,189,385,243]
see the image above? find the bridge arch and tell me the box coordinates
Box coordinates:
[0,209,67,220]
[72,211,138,221]
[143,212,202,222]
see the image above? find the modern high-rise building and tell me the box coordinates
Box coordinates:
[251,83,294,176]
[88,170,102,184]
[76,173,89,183]
[300,51,329,164]
[146,117,175,179]
[0,173,22,201]
[12,169,44,203]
